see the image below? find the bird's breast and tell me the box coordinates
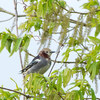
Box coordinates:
[38,62,51,74]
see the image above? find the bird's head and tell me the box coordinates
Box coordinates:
[39,48,55,59]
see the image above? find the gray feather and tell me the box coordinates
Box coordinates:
[27,56,51,74]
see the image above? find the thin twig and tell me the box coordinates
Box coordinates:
[24,50,35,57]
[0,7,15,16]
[84,98,100,100]
[48,46,61,77]
[14,0,18,36]
[13,0,25,100]
[58,92,64,100]
[0,16,14,23]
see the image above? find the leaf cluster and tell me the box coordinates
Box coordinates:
[0,30,32,56]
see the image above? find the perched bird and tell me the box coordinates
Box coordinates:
[21,48,55,75]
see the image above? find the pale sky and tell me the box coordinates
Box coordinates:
[0,0,100,98]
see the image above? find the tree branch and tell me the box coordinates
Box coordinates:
[84,98,100,100]
[13,0,25,100]
[24,50,87,64]
[69,18,90,27]
[0,7,15,16]
[0,86,35,98]
[0,16,14,23]
[56,0,100,15]
[0,86,99,100]
[0,7,26,17]
[0,7,90,27]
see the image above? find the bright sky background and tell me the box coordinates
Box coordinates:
[0,0,100,98]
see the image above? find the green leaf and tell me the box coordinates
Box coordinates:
[48,0,53,10]
[89,62,97,80]
[53,93,60,100]
[78,90,84,100]
[49,22,56,34]
[51,70,59,75]
[10,78,19,89]
[14,38,22,52]
[22,35,31,50]
[65,90,80,100]
[34,18,42,31]
[95,24,100,37]
[42,2,47,17]
[0,33,9,52]
[5,39,12,53]
[59,0,66,7]
[24,0,29,2]
[91,88,96,100]
[82,1,99,10]
[5,28,12,34]
[10,38,22,56]
[37,1,42,17]
[57,72,62,92]
[63,68,72,87]
[62,48,71,62]
[42,82,47,91]
[88,36,100,44]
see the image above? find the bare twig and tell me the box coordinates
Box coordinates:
[0,7,26,17]
[14,0,18,36]
[48,46,61,77]
[0,16,14,23]
[13,0,25,100]
[0,7,15,16]
[22,0,27,9]
[24,50,35,57]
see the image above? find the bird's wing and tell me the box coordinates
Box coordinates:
[27,57,51,74]
[20,55,40,73]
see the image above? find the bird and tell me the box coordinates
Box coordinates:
[20,48,55,75]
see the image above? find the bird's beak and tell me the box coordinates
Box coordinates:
[50,51,55,53]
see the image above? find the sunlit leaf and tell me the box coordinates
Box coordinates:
[59,0,66,7]
[6,39,12,53]
[22,35,31,50]
[10,38,22,56]
[63,68,72,87]
[95,24,100,37]
[88,36,100,44]
[89,62,97,80]
[62,48,71,62]
[91,88,96,100]
[10,78,19,89]
[0,33,9,52]
[57,72,62,92]
[14,38,22,52]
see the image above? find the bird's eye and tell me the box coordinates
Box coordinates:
[46,51,48,53]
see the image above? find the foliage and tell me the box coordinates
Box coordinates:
[0,30,32,56]
[0,0,100,99]
[0,78,22,100]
